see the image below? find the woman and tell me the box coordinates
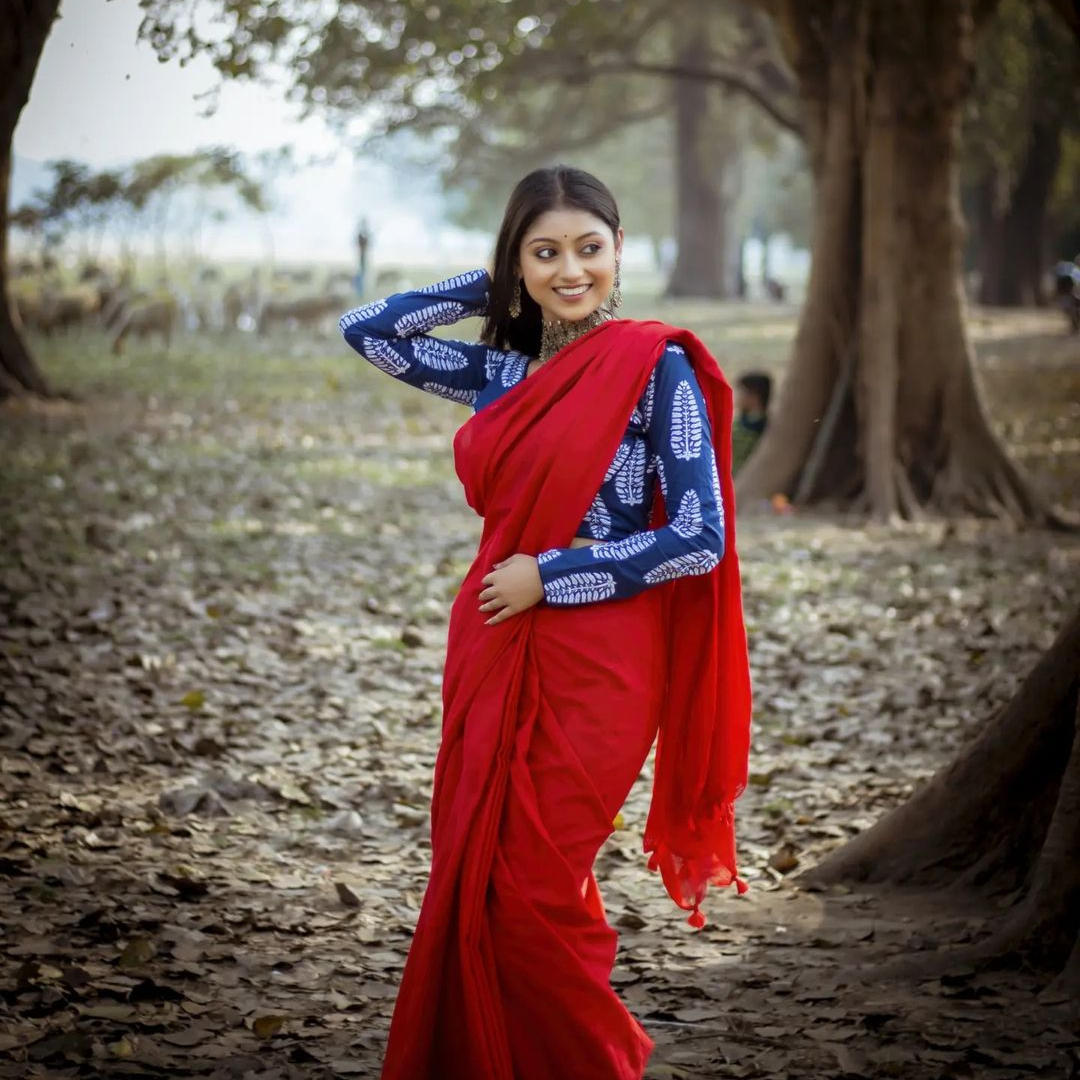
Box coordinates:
[340,166,752,1080]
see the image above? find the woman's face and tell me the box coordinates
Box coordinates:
[517,206,623,323]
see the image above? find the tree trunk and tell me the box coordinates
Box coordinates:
[803,603,1080,979]
[665,14,730,299]
[1,0,61,398]
[737,0,1060,525]
[975,107,1066,307]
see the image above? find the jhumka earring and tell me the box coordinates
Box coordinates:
[610,260,623,310]
[509,279,522,318]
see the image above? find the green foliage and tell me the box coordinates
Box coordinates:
[965,0,1080,202]
[137,0,658,133]
[136,1,799,212]
[13,147,271,249]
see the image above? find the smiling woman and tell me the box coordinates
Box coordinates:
[338,165,752,1080]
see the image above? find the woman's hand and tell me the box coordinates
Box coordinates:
[479,554,543,625]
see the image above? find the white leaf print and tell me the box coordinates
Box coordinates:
[629,406,644,429]
[643,550,720,585]
[413,337,471,371]
[603,441,633,483]
[709,452,726,530]
[421,382,477,406]
[537,550,561,565]
[592,531,656,560]
[666,343,686,355]
[485,349,505,382]
[583,494,611,539]
[361,337,410,376]
[614,441,647,506]
[393,301,470,335]
[545,570,617,604]
[671,489,703,539]
[501,354,528,387]
[654,455,668,498]
[670,379,703,461]
[418,269,486,294]
[339,299,388,331]
[641,369,657,428]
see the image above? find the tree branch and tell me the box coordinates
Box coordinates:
[1045,0,1080,42]
[540,56,803,137]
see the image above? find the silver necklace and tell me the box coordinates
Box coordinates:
[537,310,610,364]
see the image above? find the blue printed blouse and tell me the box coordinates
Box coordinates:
[339,269,725,606]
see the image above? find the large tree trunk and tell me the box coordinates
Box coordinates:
[665,12,731,299]
[737,0,1060,525]
[803,604,1080,981]
[0,0,60,399]
[975,89,1067,306]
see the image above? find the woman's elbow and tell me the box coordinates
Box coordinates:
[700,513,726,561]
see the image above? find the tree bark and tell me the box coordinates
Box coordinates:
[736,0,1061,525]
[665,13,731,299]
[975,104,1066,307]
[803,603,1080,977]
[1,0,61,398]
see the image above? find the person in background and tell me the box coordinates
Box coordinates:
[732,370,772,473]
[354,219,371,296]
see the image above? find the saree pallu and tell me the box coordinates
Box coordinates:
[381,320,751,1080]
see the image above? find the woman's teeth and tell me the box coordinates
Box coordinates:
[554,285,591,297]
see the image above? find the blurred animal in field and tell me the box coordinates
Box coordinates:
[109,292,180,355]
[374,268,407,292]
[256,292,351,335]
[764,277,787,303]
[223,277,258,332]
[96,269,144,331]
[272,267,316,288]
[324,269,354,295]
[12,285,44,333]
[37,281,109,333]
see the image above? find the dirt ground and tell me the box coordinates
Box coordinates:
[1,304,1078,1078]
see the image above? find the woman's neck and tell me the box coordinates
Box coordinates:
[537,309,611,363]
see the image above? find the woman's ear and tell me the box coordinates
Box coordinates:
[615,226,625,259]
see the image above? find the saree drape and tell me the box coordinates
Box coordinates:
[380,320,752,1080]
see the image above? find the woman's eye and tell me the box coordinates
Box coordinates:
[582,243,602,255]
[535,248,556,259]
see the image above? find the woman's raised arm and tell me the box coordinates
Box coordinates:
[339,269,500,407]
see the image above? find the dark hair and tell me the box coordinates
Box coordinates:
[481,165,621,356]
[737,371,772,411]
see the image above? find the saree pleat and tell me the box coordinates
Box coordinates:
[380,320,749,1080]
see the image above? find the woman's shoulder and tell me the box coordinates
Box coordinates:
[652,338,695,383]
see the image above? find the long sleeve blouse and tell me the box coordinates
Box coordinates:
[339,269,725,606]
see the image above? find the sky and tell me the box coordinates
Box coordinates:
[12,0,491,265]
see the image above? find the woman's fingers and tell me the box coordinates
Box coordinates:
[478,597,507,613]
[485,605,516,626]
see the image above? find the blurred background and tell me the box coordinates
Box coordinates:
[2,4,1080,1075]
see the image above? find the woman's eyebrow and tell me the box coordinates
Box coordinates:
[526,231,604,245]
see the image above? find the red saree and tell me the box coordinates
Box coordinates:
[380,320,752,1080]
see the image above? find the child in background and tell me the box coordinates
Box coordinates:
[731,371,772,473]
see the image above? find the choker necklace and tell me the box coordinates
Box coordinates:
[537,310,610,364]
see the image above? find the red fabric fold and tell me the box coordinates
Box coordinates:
[380,320,751,1080]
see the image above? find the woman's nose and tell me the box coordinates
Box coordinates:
[556,252,584,280]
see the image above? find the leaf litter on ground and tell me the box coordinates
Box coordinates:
[1,308,1078,1078]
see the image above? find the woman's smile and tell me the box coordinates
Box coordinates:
[552,283,593,304]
